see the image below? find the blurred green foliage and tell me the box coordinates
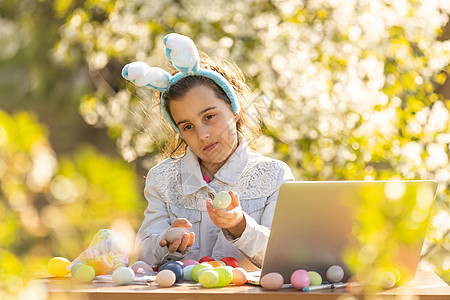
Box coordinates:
[0,110,144,298]
[1,0,450,297]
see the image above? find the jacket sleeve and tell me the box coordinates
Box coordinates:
[135,169,188,265]
[222,162,295,267]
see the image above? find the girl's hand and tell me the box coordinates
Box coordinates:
[159,218,195,253]
[206,190,246,238]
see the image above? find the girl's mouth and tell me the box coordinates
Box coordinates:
[203,142,218,152]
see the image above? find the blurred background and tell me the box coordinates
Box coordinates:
[1,0,450,297]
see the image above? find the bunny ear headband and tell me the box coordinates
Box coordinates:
[121,33,241,137]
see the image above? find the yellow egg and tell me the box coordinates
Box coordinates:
[48,257,71,277]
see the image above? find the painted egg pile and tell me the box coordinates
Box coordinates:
[154,256,247,288]
[261,265,344,290]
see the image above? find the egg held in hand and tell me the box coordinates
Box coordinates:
[165,227,188,243]
[212,191,232,210]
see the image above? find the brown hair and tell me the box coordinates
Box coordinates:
[159,52,261,158]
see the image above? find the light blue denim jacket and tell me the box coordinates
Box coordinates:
[136,139,294,270]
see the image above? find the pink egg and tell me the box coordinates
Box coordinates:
[182,259,199,266]
[156,269,176,287]
[260,272,284,290]
[291,269,311,290]
[231,268,248,286]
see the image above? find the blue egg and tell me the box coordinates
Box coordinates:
[159,261,183,282]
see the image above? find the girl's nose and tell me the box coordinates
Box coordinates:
[197,124,210,140]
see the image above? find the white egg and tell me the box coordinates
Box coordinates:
[326,265,344,283]
[112,267,135,285]
[156,269,176,287]
[165,227,188,243]
[260,272,284,290]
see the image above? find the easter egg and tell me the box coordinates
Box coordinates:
[131,261,153,274]
[308,271,322,286]
[156,269,176,287]
[183,264,196,281]
[198,269,219,288]
[112,267,135,285]
[378,271,396,289]
[231,267,248,286]
[291,269,311,290]
[260,272,284,290]
[182,259,199,267]
[208,261,224,268]
[199,256,215,263]
[47,257,71,277]
[86,260,108,276]
[159,262,183,282]
[70,261,87,276]
[72,265,95,283]
[220,257,239,268]
[160,260,184,269]
[326,265,344,283]
[214,266,233,287]
[213,191,232,210]
[191,263,214,282]
[385,266,401,284]
[99,253,115,271]
[165,227,188,243]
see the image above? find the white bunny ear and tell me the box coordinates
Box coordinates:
[122,61,171,91]
[141,67,172,90]
[163,33,199,74]
[122,61,150,84]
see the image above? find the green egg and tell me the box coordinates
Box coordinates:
[198,269,219,288]
[191,263,213,282]
[73,265,95,283]
[214,266,233,287]
[308,271,322,286]
[70,261,87,276]
[213,191,232,210]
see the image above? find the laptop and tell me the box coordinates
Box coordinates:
[248,180,438,285]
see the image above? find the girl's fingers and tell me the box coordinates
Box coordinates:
[178,233,190,252]
[168,238,182,253]
[172,218,192,229]
[206,198,213,208]
[159,239,167,247]
[187,232,195,247]
[227,190,239,210]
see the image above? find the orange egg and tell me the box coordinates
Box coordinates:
[86,260,108,275]
[208,261,224,268]
[232,268,248,286]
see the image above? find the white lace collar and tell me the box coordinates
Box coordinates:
[181,138,251,195]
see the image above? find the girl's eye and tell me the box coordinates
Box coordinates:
[183,124,192,131]
[205,114,215,120]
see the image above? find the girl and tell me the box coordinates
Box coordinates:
[122,33,294,270]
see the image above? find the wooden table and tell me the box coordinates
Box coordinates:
[45,271,449,300]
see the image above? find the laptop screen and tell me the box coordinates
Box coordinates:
[261,180,437,284]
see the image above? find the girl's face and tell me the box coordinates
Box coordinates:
[169,84,238,164]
